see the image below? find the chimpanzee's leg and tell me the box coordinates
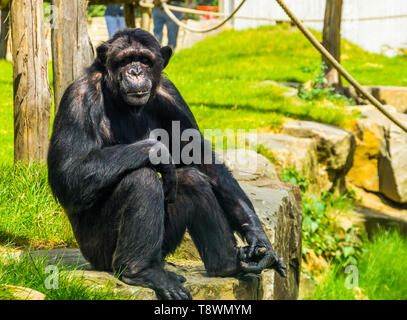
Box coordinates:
[163,167,241,276]
[79,167,191,300]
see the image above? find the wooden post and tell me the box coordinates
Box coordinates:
[141,0,153,31]
[0,1,9,59]
[11,0,52,162]
[124,3,136,28]
[322,0,343,90]
[51,0,94,112]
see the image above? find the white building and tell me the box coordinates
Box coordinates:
[222,0,407,54]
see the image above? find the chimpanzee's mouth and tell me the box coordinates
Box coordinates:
[128,90,150,98]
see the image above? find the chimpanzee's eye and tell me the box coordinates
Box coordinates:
[140,56,152,66]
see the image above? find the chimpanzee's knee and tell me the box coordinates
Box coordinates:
[119,167,164,198]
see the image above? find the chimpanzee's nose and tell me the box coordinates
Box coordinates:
[128,67,142,77]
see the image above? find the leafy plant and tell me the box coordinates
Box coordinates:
[87,5,106,18]
[281,167,364,267]
[298,63,354,105]
[302,194,363,267]
[281,166,310,193]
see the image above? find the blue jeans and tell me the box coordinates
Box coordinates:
[153,6,182,49]
[105,15,126,38]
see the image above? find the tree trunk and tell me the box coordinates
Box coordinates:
[124,3,136,28]
[322,0,343,90]
[51,0,94,112]
[0,2,10,59]
[11,0,52,162]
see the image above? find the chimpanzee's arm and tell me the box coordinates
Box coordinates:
[159,80,286,275]
[196,147,286,276]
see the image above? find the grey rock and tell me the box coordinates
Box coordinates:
[378,116,407,203]
[348,105,407,203]
[239,180,302,300]
[282,121,355,192]
[1,285,46,300]
[247,133,323,190]
[216,148,279,181]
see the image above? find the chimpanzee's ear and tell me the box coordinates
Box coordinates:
[160,46,173,69]
[96,42,110,66]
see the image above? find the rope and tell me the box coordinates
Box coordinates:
[143,0,407,133]
[274,0,407,134]
[159,0,247,33]
[163,4,407,23]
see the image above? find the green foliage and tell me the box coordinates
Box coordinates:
[281,167,309,193]
[308,229,407,300]
[298,63,354,105]
[302,193,363,267]
[87,5,106,18]
[195,0,219,6]
[281,167,363,267]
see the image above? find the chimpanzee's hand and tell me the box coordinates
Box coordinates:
[238,232,287,277]
[161,168,178,204]
[148,140,178,203]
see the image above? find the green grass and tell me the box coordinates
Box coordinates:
[165,24,407,131]
[0,60,13,164]
[0,163,75,248]
[0,253,130,300]
[307,229,407,300]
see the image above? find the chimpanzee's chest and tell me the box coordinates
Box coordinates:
[103,106,188,147]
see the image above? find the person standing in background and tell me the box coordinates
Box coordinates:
[152,1,185,50]
[105,4,126,38]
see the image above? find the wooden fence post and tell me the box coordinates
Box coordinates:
[51,0,94,112]
[141,0,153,31]
[322,0,343,90]
[0,1,9,59]
[11,0,52,162]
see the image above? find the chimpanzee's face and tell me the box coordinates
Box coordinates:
[112,46,157,106]
[98,29,172,107]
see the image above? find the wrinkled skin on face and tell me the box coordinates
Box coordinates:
[95,29,172,107]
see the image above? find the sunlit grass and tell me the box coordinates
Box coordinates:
[0,253,130,300]
[0,162,75,249]
[307,229,407,300]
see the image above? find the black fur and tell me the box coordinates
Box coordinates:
[47,29,286,300]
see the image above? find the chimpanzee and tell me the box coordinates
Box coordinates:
[47,29,286,300]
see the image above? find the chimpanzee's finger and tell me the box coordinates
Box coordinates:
[272,258,287,277]
[240,261,263,274]
[248,242,257,259]
[238,247,249,262]
[255,247,267,256]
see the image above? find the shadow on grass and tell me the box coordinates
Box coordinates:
[193,101,341,125]
[0,230,31,248]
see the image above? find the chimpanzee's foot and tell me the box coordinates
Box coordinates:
[167,270,187,283]
[120,266,192,300]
